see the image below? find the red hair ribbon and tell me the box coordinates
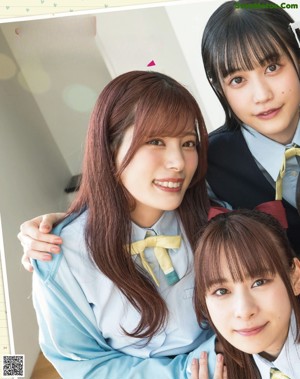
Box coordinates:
[208,200,288,229]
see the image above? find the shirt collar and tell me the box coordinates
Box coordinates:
[241,120,300,181]
[253,312,300,377]
[131,211,179,242]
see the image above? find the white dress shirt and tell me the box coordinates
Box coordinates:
[242,121,300,208]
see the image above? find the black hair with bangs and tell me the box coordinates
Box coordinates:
[202,0,300,130]
[194,209,300,379]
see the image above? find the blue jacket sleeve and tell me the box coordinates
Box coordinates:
[186,334,217,378]
[32,266,193,379]
[31,215,196,379]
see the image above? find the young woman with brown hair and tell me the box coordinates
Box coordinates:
[30,70,215,378]
[193,209,300,379]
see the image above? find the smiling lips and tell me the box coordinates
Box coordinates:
[153,179,184,191]
[256,106,281,120]
[235,323,268,337]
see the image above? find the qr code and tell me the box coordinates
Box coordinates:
[2,355,25,377]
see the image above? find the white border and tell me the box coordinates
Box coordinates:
[0,0,210,24]
[0,214,15,355]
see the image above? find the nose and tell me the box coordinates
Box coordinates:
[165,146,185,172]
[234,290,257,320]
[252,77,273,104]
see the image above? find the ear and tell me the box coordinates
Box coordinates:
[291,258,300,296]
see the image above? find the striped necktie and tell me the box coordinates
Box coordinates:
[270,367,291,379]
[130,235,181,286]
[275,145,300,201]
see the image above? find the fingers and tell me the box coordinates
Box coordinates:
[19,214,64,244]
[18,232,61,256]
[199,352,209,379]
[191,358,200,379]
[21,254,34,272]
[18,213,65,266]
[39,213,65,233]
[193,352,226,379]
[18,214,63,251]
[214,354,226,379]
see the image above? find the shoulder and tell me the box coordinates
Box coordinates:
[208,125,245,160]
[59,211,87,250]
[208,124,241,143]
[32,211,88,280]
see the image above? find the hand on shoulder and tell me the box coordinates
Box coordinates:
[18,213,65,271]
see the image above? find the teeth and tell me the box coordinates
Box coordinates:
[154,181,182,188]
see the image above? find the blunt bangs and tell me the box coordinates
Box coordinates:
[196,213,289,295]
[216,27,284,79]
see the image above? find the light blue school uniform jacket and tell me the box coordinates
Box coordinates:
[32,210,215,379]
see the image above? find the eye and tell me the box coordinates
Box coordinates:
[182,140,196,148]
[266,63,280,73]
[229,76,244,87]
[252,279,268,288]
[214,288,229,296]
[146,139,164,146]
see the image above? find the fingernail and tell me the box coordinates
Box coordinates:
[217,354,223,362]
[41,225,51,230]
[43,254,52,261]
[192,358,196,365]
[200,351,207,359]
[50,246,60,253]
[54,238,63,244]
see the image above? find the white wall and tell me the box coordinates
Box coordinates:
[94,1,226,133]
[0,30,70,378]
[166,0,225,132]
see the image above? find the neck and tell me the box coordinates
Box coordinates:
[130,209,164,228]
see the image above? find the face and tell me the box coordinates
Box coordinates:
[115,125,198,227]
[221,52,300,144]
[205,252,292,360]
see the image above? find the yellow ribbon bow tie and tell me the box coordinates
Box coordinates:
[270,367,291,379]
[276,146,300,200]
[130,235,181,286]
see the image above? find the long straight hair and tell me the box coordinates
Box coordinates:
[202,0,300,130]
[194,209,300,379]
[67,71,210,340]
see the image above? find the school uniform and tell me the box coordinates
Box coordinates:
[253,313,300,379]
[207,121,300,256]
[32,210,215,379]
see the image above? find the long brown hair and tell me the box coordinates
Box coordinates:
[194,209,300,379]
[67,71,209,340]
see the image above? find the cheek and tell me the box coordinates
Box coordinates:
[227,95,244,114]
[206,300,227,331]
[186,152,198,177]
[119,152,155,189]
[272,285,292,312]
